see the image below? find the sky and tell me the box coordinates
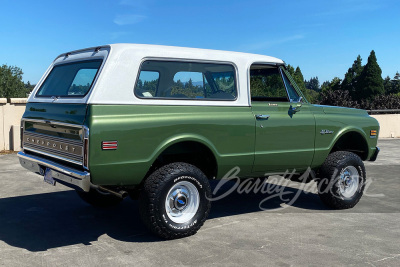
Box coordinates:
[0,0,399,84]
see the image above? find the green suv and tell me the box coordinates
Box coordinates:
[18,44,380,239]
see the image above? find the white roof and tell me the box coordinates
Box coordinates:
[107,43,284,65]
[28,43,285,106]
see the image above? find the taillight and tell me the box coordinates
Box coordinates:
[20,120,24,150]
[83,126,89,169]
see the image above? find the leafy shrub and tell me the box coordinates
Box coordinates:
[360,94,400,110]
[318,90,359,108]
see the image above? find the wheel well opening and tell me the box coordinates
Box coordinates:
[148,141,218,180]
[330,132,369,160]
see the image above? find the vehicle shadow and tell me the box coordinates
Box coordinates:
[0,180,326,252]
[208,179,326,219]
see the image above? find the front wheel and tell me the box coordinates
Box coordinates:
[317,151,366,209]
[139,162,211,239]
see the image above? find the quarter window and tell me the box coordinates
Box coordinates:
[281,70,301,102]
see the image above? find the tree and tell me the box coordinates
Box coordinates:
[175,79,184,89]
[286,64,295,76]
[185,78,193,89]
[387,72,400,95]
[293,66,306,92]
[24,81,35,94]
[383,76,395,95]
[321,80,331,91]
[302,88,319,104]
[357,50,384,101]
[304,77,320,91]
[321,77,342,92]
[342,55,363,99]
[0,65,28,98]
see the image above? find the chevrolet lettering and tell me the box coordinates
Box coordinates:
[18,44,380,239]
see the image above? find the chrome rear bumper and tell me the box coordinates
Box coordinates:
[18,151,91,192]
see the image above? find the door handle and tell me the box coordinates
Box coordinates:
[255,114,270,120]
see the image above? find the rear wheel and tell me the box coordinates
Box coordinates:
[317,151,366,209]
[139,162,211,239]
[76,188,123,207]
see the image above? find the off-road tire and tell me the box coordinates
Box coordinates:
[76,188,123,207]
[317,151,366,209]
[139,162,211,239]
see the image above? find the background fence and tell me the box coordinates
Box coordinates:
[0,98,27,151]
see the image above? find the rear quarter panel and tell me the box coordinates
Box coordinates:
[87,105,255,185]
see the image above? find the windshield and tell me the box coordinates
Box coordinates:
[36,60,102,97]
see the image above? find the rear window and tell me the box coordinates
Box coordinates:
[134,60,237,100]
[36,60,102,97]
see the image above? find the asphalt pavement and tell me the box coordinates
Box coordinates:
[0,140,399,266]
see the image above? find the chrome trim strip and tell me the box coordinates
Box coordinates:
[23,144,83,161]
[22,118,84,129]
[18,151,91,192]
[23,147,83,166]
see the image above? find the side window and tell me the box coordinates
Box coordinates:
[281,70,300,102]
[209,72,236,99]
[250,65,288,101]
[134,60,237,100]
[136,71,159,97]
[172,72,205,98]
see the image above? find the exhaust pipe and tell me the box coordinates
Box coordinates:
[95,185,128,199]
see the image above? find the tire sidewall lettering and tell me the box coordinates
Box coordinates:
[174,176,203,189]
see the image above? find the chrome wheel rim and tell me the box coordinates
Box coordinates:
[338,166,359,198]
[165,180,200,224]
